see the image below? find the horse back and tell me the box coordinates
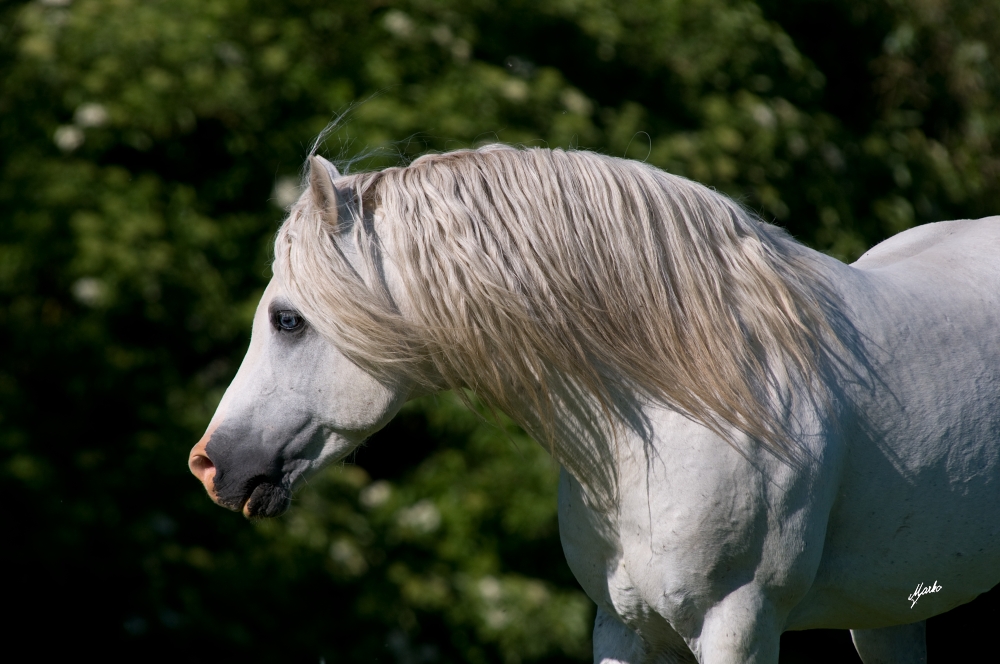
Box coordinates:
[852,216,1000,273]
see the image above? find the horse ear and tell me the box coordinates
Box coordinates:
[308,155,346,231]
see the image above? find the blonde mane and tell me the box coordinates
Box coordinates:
[274,145,834,463]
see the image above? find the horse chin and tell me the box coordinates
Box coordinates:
[242,481,291,519]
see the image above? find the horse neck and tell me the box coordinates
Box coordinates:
[527,245,862,508]
[513,374,651,511]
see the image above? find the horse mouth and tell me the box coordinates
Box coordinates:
[239,479,291,519]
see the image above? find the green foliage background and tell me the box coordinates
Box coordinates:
[2,0,999,661]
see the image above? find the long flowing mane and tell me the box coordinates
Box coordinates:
[274,145,835,463]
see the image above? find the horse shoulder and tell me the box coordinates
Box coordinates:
[558,406,841,649]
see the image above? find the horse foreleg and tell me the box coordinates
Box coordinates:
[688,587,781,664]
[594,607,647,663]
[850,622,927,664]
[593,608,697,664]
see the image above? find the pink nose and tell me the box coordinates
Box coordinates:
[188,434,220,503]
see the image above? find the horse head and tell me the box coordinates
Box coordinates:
[188,156,410,518]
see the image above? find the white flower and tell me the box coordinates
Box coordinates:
[396,499,441,533]
[54,126,84,152]
[74,103,109,128]
[72,277,105,306]
[272,176,302,209]
[383,11,414,39]
[359,480,392,509]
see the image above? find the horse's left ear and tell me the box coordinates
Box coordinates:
[308,155,349,232]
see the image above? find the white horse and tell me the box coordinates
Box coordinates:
[189,145,1000,663]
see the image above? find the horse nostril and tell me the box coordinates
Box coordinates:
[189,453,216,484]
[189,433,221,504]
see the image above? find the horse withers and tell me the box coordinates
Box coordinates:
[189,145,1000,663]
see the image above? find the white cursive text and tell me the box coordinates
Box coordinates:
[908,580,942,608]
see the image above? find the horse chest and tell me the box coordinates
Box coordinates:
[556,457,806,639]
[556,467,664,634]
[555,406,839,643]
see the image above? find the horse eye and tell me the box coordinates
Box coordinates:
[275,311,304,332]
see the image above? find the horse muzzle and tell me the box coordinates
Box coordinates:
[188,433,291,518]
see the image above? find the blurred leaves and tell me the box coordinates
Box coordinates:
[2,0,999,661]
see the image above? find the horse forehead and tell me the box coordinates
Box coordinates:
[240,278,285,368]
[252,278,286,323]
[260,277,285,307]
